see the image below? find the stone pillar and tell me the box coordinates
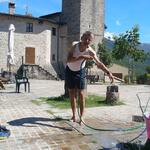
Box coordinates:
[61,0,104,49]
[106,85,119,105]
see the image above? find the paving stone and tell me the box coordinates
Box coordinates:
[0,80,150,149]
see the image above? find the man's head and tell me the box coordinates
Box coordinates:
[81,31,94,46]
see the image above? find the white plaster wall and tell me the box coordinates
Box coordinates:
[59,25,67,65]
[0,15,58,72]
[109,64,129,78]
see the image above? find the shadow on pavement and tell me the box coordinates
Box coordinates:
[7,117,72,131]
[0,91,18,94]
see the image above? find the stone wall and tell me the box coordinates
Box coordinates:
[109,64,129,79]
[0,0,105,78]
[62,0,81,36]
[0,14,58,74]
[80,0,104,49]
[62,0,104,49]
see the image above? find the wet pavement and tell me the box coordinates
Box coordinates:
[0,80,150,150]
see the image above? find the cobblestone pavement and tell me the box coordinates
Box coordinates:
[0,80,150,150]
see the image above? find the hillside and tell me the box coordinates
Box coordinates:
[138,43,150,52]
[104,38,150,51]
[103,38,150,74]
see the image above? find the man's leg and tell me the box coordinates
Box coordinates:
[0,80,5,89]
[69,89,77,122]
[79,89,85,124]
[143,138,150,150]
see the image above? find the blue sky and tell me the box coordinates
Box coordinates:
[0,0,149,43]
[105,0,150,43]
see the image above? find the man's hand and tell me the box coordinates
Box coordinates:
[107,72,114,83]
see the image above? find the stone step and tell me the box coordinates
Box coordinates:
[19,64,59,80]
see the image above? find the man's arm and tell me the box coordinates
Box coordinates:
[67,45,77,62]
[67,45,93,63]
[89,50,114,82]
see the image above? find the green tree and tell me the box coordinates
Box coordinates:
[112,25,149,83]
[112,26,148,62]
[146,65,150,74]
[97,40,112,67]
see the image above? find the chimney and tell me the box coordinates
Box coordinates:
[9,2,15,15]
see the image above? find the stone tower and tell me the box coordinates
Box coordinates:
[62,0,104,48]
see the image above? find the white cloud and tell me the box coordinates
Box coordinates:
[116,20,121,26]
[104,32,115,41]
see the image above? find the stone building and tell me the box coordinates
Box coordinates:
[0,0,104,79]
[109,64,128,79]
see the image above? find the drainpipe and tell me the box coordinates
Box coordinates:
[57,26,59,65]
[56,17,61,78]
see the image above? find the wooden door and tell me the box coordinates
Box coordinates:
[25,47,35,64]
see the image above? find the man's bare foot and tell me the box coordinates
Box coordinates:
[79,118,85,126]
[70,116,76,122]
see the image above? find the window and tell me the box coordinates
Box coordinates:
[26,23,33,32]
[52,27,56,36]
[52,54,55,61]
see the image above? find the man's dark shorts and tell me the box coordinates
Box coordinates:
[65,66,85,89]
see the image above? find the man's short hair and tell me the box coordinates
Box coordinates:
[81,31,94,39]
